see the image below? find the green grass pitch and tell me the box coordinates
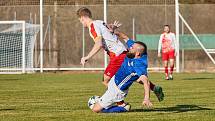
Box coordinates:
[0,72,214,121]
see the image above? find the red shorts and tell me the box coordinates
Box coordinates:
[104,52,127,78]
[162,50,175,61]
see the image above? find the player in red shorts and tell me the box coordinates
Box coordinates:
[158,25,177,80]
[77,7,128,87]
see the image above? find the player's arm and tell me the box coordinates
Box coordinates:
[114,31,130,43]
[158,34,162,57]
[80,36,102,66]
[136,75,153,108]
[107,21,129,43]
[172,33,177,56]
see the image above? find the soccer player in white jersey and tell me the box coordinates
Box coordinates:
[77,7,128,87]
[158,25,177,80]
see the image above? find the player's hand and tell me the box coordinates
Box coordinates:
[108,20,122,33]
[113,20,122,28]
[142,99,153,108]
[158,53,161,57]
[174,51,177,56]
[80,57,88,66]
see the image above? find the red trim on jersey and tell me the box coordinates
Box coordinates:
[90,23,98,39]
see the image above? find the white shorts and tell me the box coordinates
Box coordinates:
[98,76,128,109]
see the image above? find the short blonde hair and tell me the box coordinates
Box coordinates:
[77,7,92,18]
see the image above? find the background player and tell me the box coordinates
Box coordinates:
[158,25,177,80]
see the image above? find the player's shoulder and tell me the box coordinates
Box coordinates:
[160,32,165,36]
[90,20,105,30]
[133,55,148,65]
[94,20,104,23]
[170,32,176,35]
[93,20,105,25]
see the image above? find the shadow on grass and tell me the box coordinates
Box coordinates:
[130,105,212,113]
[182,77,214,80]
[0,108,15,111]
[0,78,21,81]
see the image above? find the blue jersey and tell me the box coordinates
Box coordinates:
[114,39,148,91]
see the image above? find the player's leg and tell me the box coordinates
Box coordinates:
[162,52,169,80]
[92,91,128,113]
[102,74,111,87]
[92,79,130,113]
[163,60,169,80]
[137,79,164,102]
[101,104,130,113]
[92,102,129,113]
[169,50,175,80]
[93,101,128,113]
[103,53,127,87]
[169,59,174,80]
[153,84,164,102]
[137,79,155,91]
[92,102,103,113]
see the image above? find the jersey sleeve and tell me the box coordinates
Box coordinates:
[126,39,135,48]
[90,23,102,41]
[158,34,163,54]
[134,65,148,77]
[172,33,177,50]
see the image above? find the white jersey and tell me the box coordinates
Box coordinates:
[158,32,177,53]
[88,20,127,56]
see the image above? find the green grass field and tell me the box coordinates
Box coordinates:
[0,72,215,121]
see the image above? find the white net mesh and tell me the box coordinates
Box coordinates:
[0,22,40,73]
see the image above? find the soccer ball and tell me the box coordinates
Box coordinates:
[88,95,100,109]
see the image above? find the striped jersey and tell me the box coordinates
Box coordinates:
[89,20,127,56]
[158,32,177,53]
[114,40,148,91]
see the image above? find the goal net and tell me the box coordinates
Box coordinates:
[0,21,40,74]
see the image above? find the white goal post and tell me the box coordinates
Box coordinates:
[0,21,40,74]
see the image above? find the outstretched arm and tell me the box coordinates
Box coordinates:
[114,31,130,43]
[107,21,129,43]
[80,36,103,66]
[136,75,153,108]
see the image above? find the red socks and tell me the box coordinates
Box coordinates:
[165,66,168,76]
[170,65,174,75]
[150,81,155,91]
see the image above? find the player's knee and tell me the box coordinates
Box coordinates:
[170,63,174,67]
[102,81,108,87]
[103,75,111,85]
[92,108,100,113]
[92,106,102,113]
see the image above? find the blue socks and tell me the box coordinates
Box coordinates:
[101,106,127,113]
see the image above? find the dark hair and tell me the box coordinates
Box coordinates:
[77,7,92,18]
[164,24,170,28]
[135,41,147,55]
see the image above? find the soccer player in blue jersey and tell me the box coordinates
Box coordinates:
[90,39,160,113]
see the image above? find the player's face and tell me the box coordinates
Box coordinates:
[79,17,87,27]
[127,43,139,58]
[164,26,170,33]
